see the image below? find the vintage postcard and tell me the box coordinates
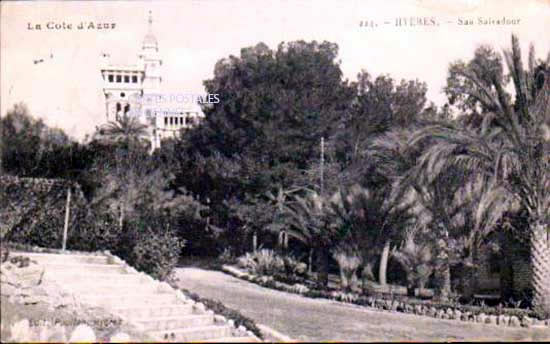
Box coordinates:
[1,0,549,342]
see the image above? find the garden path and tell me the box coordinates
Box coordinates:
[174,267,550,342]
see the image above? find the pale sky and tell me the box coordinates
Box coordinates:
[1,0,549,141]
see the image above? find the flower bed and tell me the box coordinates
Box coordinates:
[222,265,550,328]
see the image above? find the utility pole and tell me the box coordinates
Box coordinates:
[310,136,326,275]
[62,186,71,251]
[320,136,324,197]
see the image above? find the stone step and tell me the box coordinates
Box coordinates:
[11,250,253,342]
[40,262,127,274]
[42,271,146,284]
[136,314,215,331]
[80,293,181,308]
[11,251,110,265]
[151,325,234,342]
[112,304,196,320]
[63,281,160,294]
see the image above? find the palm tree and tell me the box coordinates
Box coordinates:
[94,113,149,146]
[370,125,512,300]
[326,183,415,289]
[92,114,150,229]
[284,191,335,287]
[366,127,427,287]
[264,185,308,253]
[392,224,435,296]
[411,35,549,316]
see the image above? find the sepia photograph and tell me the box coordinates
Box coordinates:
[1,0,549,342]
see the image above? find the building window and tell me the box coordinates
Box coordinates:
[124,104,130,115]
[108,74,114,82]
[164,117,168,126]
[132,75,138,83]
[169,117,173,125]
[115,103,121,121]
[124,75,130,83]
[116,75,122,83]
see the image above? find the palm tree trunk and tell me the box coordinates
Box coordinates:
[530,219,550,317]
[433,256,452,302]
[317,246,330,287]
[119,201,124,230]
[379,240,391,286]
[463,248,480,300]
[434,236,451,302]
[339,265,349,291]
[308,248,314,274]
[252,230,258,252]
[361,262,375,294]
[441,262,451,301]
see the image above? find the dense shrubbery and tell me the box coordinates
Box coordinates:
[126,228,183,281]
[0,176,87,250]
[67,211,120,253]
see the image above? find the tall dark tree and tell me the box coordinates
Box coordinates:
[336,71,427,170]
[180,41,354,198]
[1,102,73,177]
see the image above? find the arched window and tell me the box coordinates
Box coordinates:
[115,103,121,121]
[124,104,130,115]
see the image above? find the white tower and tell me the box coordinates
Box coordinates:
[139,11,162,95]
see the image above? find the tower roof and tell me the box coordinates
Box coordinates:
[142,11,158,49]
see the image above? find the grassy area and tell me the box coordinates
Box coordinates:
[0,295,150,342]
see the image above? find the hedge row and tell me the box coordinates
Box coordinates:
[222,265,550,327]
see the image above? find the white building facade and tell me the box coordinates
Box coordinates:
[99,12,203,151]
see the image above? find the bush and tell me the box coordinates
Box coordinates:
[122,226,184,281]
[218,248,235,264]
[282,254,307,277]
[236,252,257,271]
[236,249,285,276]
[254,249,284,276]
[67,211,120,252]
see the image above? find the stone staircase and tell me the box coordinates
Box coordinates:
[13,251,260,342]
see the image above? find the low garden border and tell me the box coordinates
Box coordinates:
[221,265,550,329]
[169,286,264,340]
